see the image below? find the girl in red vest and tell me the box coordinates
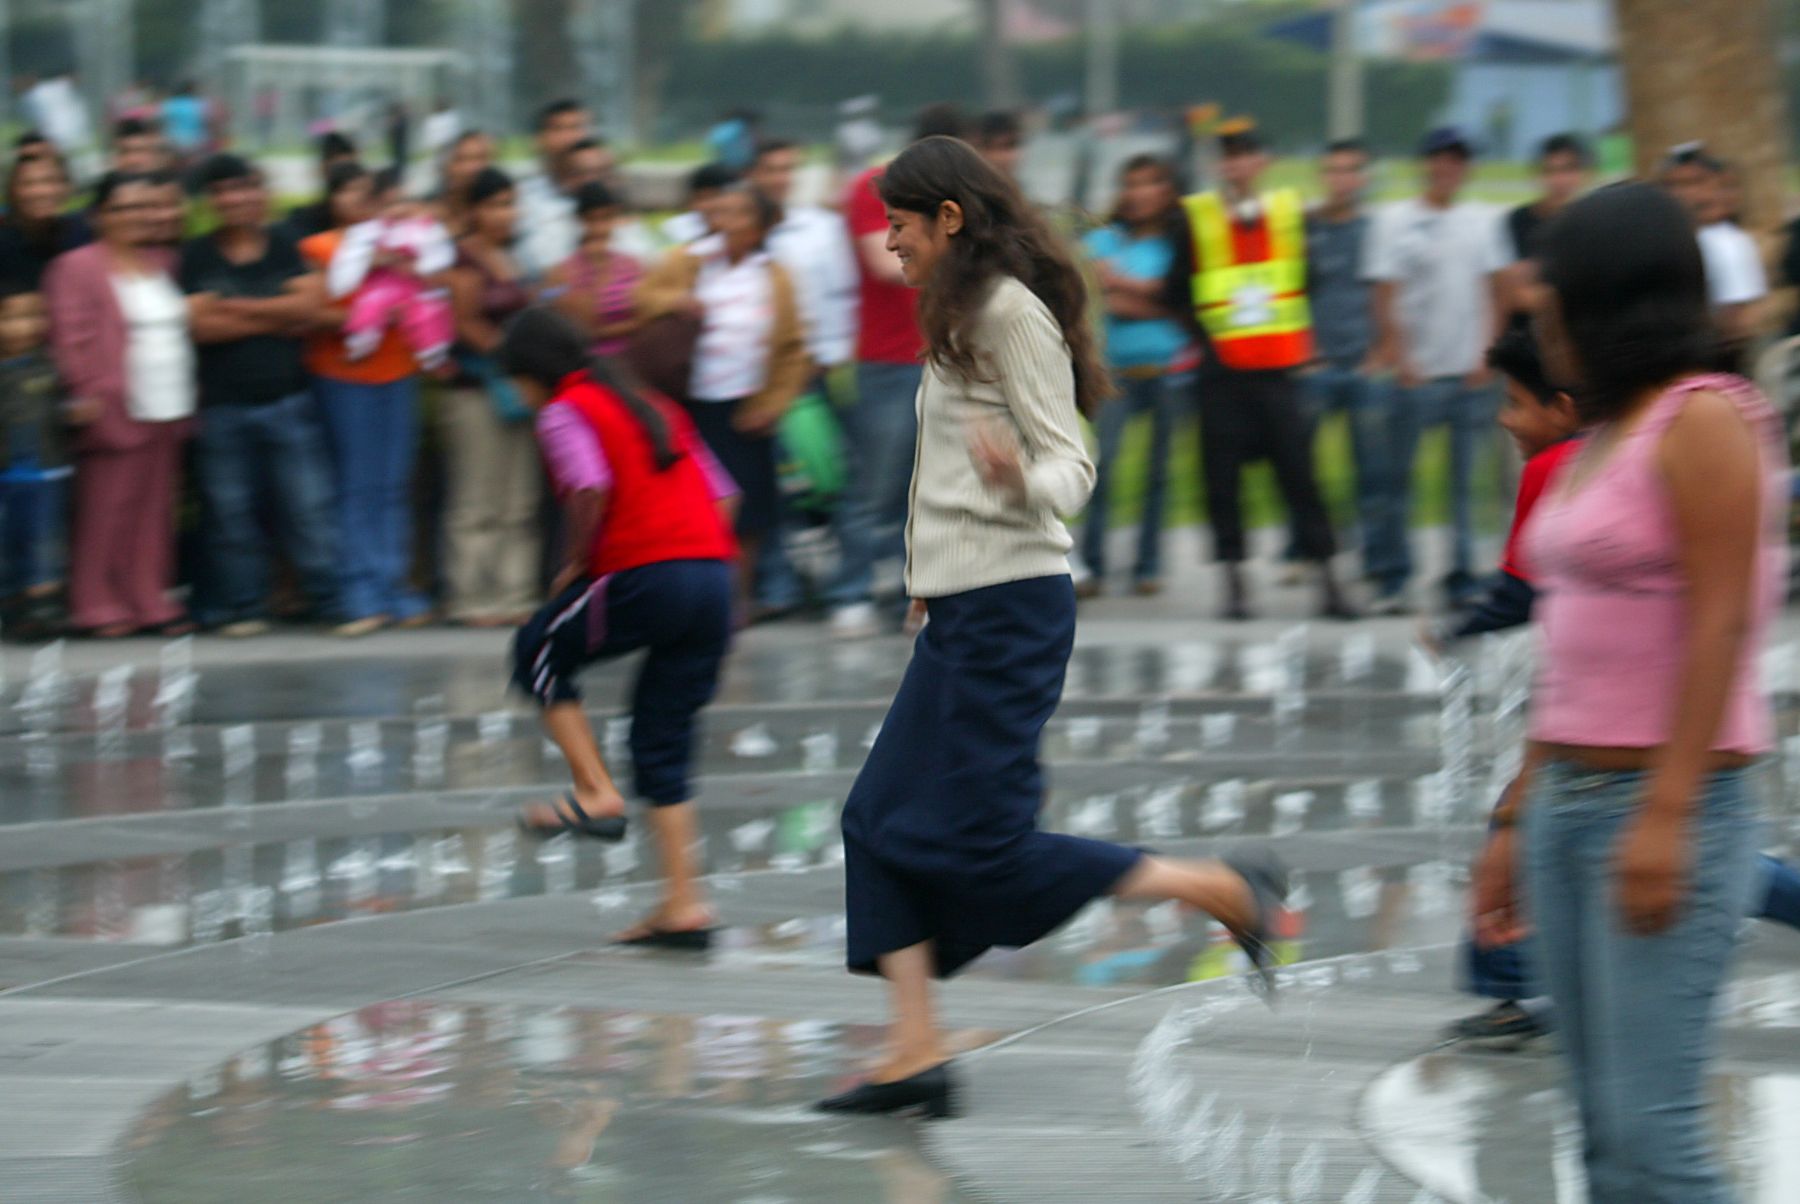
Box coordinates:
[501,307,737,948]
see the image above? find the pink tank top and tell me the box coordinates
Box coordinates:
[1524,373,1789,754]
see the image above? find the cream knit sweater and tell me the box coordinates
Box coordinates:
[904,275,1096,598]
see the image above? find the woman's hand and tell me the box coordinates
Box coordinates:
[904,598,927,635]
[1471,824,1527,947]
[968,418,1027,502]
[64,397,101,426]
[1614,805,1691,935]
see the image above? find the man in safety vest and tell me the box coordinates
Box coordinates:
[1163,121,1353,621]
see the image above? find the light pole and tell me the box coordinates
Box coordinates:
[1327,0,1364,140]
[1084,0,1118,120]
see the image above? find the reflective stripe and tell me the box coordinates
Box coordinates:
[1182,188,1314,360]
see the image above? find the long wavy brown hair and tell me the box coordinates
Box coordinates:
[877,136,1111,416]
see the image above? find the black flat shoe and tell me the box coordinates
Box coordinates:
[612,925,716,951]
[1223,848,1290,1001]
[816,1062,958,1119]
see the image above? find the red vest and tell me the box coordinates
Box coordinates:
[551,375,737,578]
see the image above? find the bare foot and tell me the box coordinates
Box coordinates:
[868,1049,951,1084]
[612,902,715,943]
[516,785,626,834]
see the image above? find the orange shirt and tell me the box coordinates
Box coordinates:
[299,229,419,385]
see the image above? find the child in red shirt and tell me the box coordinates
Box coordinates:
[1428,325,1581,649]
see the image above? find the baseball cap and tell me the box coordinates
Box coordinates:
[1419,126,1476,159]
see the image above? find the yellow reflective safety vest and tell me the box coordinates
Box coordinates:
[1182,189,1314,371]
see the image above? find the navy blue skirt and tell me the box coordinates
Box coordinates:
[841,574,1143,978]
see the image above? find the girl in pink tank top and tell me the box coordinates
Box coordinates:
[1471,183,1786,1203]
[1524,371,1788,755]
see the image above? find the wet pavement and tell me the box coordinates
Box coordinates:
[0,621,1795,1202]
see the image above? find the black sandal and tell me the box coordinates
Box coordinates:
[516,791,628,843]
[612,925,716,951]
[1223,849,1289,1000]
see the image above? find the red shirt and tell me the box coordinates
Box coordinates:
[547,374,737,578]
[845,166,922,364]
[1499,438,1579,582]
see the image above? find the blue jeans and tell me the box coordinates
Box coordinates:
[1290,364,1397,569]
[1081,372,1178,582]
[826,361,922,607]
[314,375,427,622]
[0,450,64,596]
[1466,851,1800,1000]
[1374,375,1498,597]
[1525,762,1762,1203]
[195,392,339,625]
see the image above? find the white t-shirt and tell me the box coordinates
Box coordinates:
[514,173,578,281]
[1364,197,1509,380]
[689,236,776,402]
[1697,222,1767,308]
[111,273,195,423]
[766,204,858,367]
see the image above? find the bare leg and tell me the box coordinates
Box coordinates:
[622,802,712,936]
[1113,855,1256,931]
[518,701,626,827]
[872,941,951,1082]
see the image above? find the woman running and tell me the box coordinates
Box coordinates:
[818,137,1285,1120]
[502,307,736,948]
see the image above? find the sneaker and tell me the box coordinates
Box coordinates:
[217,619,271,639]
[1369,590,1410,617]
[830,602,881,641]
[1276,561,1308,588]
[1074,578,1103,601]
[333,615,390,639]
[1445,1000,1550,1048]
[1132,578,1163,598]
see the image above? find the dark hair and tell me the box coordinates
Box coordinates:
[466,166,514,208]
[92,170,156,210]
[753,138,797,163]
[1485,326,1556,403]
[977,110,1022,145]
[687,162,739,197]
[496,307,682,471]
[1324,137,1369,158]
[535,98,584,132]
[13,130,48,150]
[196,152,257,189]
[574,180,621,214]
[1538,182,1715,423]
[1538,133,1591,167]
[912,102,970,144]
[370,166,403,198]
[1662,140,1723,175]
[560,137,603,160]
[1119,153,1173,181]
[877,136,1109,415]
[113,116,157,141]
[318,131,357,163]
[0,278,39,305]
[324,160,368,197]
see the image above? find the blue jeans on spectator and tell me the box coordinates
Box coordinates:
[314,375,427,622]
[826,361,923,608]
[1373,374,1498,599]
[1465,852,1800,1002]
[1524,761,1761,1203]
[0,445,64,597]
[196,391,340,625]
[1081,371,1179,584]
[1290,362,1397,571]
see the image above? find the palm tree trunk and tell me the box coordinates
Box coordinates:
[1614,0,1790,230]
